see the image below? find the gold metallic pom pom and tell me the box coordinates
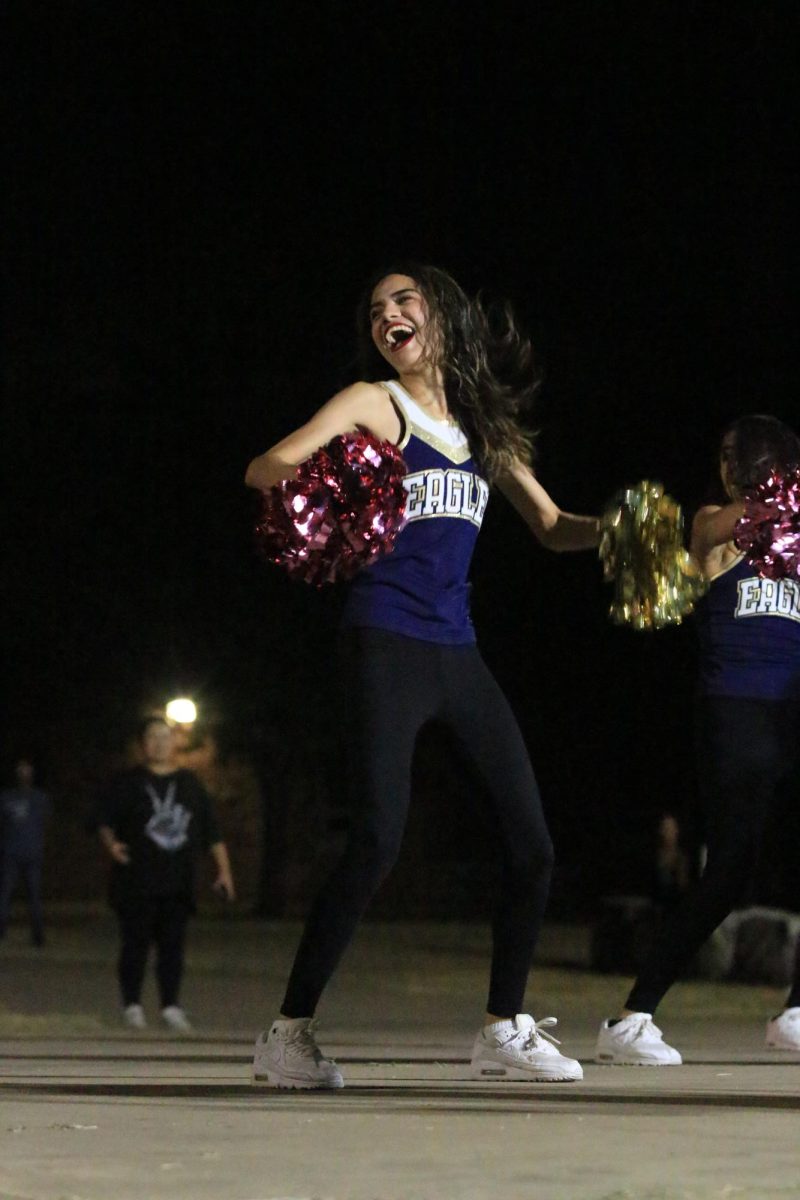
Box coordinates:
[599,480,708,630]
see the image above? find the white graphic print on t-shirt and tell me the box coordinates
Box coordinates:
[144,781,192,852]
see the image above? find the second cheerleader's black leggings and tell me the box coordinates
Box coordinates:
[626,694,800,1016]
[281,627,554,1019]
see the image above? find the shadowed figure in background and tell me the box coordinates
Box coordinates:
[653,812,691,911]
[0,759,51,947]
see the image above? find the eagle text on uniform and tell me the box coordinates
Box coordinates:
[736,576,800,623]
[403,469,490,528]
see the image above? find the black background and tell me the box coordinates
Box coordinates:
[4,2,797,904]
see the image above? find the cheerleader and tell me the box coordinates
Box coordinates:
[246,264,599,1087]
[596,415,800,1064]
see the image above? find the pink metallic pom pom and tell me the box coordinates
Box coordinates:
[734,467,800,581]
[255,431,408,586]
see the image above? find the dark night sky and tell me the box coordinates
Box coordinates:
[3,2,797,886]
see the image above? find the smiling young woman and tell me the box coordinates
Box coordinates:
[246,262,600,1090]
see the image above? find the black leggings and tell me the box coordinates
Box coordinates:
[116,896,192,1008]
[626,694,800,1015]
[282,628,554,1019]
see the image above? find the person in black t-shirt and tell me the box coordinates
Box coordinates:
[96,716,235,1032]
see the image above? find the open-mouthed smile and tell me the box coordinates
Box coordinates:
[383,321,416,352]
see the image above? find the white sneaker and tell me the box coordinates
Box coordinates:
[595,1012,682,1065]
[470,1014,583,1082]
[253,1018,344,1089]
[122,1003,147,1029]
[766,1007,800,1050]
[161,1005,193,1033]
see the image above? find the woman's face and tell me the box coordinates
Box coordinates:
[368,274,432,371]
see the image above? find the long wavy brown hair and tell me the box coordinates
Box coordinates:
[356,263,539,483]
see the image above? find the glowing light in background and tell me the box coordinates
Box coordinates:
[165,697,198,725]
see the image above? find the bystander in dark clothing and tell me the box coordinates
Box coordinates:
[96,717,234,1031]
[0,760,50,946]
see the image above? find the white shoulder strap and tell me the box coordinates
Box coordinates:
[379,378,411,416]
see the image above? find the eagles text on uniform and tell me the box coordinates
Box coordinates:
[403,468,490,526]
[736,576,800,622]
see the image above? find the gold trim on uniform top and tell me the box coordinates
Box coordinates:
[377,381,473,465]
[405,421,472,464]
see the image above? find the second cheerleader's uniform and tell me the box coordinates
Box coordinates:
[695,553,800,701]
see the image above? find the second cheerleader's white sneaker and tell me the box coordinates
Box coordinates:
[766,1007,800,1050]
[595,1012,682,1065]
[253,1018,344,1089]
[470,1014,583,1082]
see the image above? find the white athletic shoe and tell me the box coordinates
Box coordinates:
[470,1014,583,1082]
[595,1012,682,1065]
[161,1005,193,1033]
[253,1018,344,1089]
[766,1007,800,1050]
[122,1003,147,1029]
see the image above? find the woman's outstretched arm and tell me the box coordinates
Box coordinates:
[497,459,601,552]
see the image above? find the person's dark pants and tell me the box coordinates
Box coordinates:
[282,628,554,1019]
[0,854,45,943]
[626,695,800,1015]
[115,896,192,1008]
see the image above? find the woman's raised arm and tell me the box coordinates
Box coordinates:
[690,502,745,570]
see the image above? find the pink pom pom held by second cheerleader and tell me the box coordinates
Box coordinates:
[734,466,800,582]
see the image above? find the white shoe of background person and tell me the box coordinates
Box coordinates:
[161,1005,193,1033]
[470,1014,583,1082]
[595,1012,682,1065]
[253,1018,344,1089]
[122,1003,147,1029]
[765,1006,800,1050]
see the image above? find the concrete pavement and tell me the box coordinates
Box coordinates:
[1,913,799,1198]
